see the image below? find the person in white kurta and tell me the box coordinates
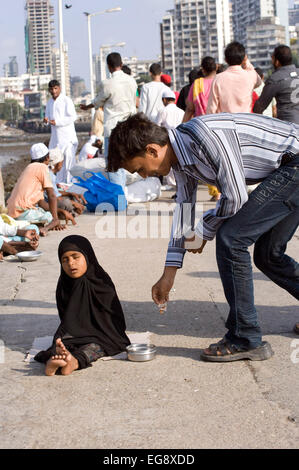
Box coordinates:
[44,80,78,184]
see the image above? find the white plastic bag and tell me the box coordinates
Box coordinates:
[125,177,161,203]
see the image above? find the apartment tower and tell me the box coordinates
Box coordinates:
[25,0,55,75]
[161,0,232,90]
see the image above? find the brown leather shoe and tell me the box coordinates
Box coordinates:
[294,323,299,335]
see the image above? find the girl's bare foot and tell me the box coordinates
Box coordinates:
[56,337,68,355]
[45,355,67,376]
[56,338,79,375]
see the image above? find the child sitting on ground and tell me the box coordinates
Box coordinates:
[34,235,130,375]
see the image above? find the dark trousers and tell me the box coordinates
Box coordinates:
[216,156,299,349]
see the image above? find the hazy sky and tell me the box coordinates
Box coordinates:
[0,0,173,86]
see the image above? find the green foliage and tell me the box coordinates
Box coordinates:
[0,100,24,121]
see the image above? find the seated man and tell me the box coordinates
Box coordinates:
[7,143,64,236]
[47,147,86,220]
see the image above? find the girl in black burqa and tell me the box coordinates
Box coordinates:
[35,235,130,375]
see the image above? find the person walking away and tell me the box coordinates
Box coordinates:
[44,80,78,184]
[138,63,169,123]
[184,57,219,201]
[80,53,137,191]
[206,42,262,114]
[161,74,179,103]
[183,57,217,120]
[253,45,299,124]
[252,68,276,117]
[176,69,199,112]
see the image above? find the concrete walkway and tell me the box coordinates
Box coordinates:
[0,188,298,449]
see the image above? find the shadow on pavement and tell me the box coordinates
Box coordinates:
[187,271,271,281]
[1,300,297,355]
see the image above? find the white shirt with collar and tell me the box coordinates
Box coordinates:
[93,70,137,137]
[45,93,78,149]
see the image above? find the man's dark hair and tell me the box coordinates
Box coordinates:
[163,97,175,104]
[201,56,217,74]
[122,65,132,75]
[108,113,169,172]
[106,52,122,69]
[273,45,293,66]
[48,79,60,88]
[216,63,226,74]
[225,42,246,66]
[188,69,199,84]
[31,154,49,164]
[149,63,161,76]
[255,67,264,79]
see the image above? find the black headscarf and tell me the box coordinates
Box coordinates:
[52,235,130,356]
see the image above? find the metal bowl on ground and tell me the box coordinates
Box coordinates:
[126,343,157,362]
[17,251,43,262]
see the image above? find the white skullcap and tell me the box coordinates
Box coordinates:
[30,143,49,161]
[161,89,176,100]
[49,147,64,168]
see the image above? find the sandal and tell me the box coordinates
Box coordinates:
[201,339,274,362]
[294,323,299,335]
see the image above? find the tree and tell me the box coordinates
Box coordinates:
[0,100,24,121]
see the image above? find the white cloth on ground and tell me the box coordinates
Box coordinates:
[24,331,152,362]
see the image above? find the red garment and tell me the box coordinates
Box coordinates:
[252,91,259,113]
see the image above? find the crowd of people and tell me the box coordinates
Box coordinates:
[1,41,299,375]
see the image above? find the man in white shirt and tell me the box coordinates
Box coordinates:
[44,80,78,184]
[139,63,169,123]
[80,53,137,189]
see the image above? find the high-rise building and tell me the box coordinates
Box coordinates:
[161,0,232,90]
[71,77,86,99]
[25,0,55,75]
[247,17,286,70]
[232,0,289,46]
[52,43,71,96]
[289,0,299,26]
[3,57,19,78]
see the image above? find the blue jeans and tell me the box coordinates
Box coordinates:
[104,136,126,191]
[216,156,299,350]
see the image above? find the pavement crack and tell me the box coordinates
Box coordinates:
[10,265,27,302]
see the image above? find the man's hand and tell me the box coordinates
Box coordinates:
[71,200,85,215]
[2,242,17,256]
[49,119,56,126]
[23,229,39,242]
[184,234,207,254]
[58,209,76,226]
[70,193,87,205]
[152,267,177,306]
[80,103,94,111]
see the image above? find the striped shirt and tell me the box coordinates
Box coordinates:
[166,113,299,268]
